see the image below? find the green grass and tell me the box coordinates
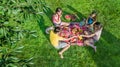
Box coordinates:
[18,0,120,67]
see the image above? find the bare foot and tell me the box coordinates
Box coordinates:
[59,52,64,59]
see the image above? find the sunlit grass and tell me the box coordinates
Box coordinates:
[18,0,120,67]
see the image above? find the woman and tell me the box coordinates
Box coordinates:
[81,22,103,52]
[50,27,77,58]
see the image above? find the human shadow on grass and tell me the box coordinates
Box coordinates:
[67,5,86,21]
[62,10,80,22]
[43,5,54,23]
[92,29,120,67]
[37,4,54,41]
[37,15,50,41]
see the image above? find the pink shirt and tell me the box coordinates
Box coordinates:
[52,14,61,25]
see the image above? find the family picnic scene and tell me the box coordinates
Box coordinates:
[0,0,120,67]
[46,7,103,59]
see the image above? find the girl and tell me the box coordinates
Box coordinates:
[52,7,69,26]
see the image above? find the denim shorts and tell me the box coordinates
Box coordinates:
[56,41,68,49]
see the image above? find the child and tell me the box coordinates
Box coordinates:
[81,22,103,52]
[52,7,69,26]
[86,11,97,25]
[86,11,97,32]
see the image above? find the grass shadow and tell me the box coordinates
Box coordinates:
[37,5,54,41]
[62,10,80,22]
[92,29,120,67]
[43,6,54,23]
[37,15,50,41]
[67,5,86,21]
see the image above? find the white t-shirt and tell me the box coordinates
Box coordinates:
[93,28,103,41]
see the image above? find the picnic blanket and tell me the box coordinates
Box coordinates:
[58,22,87,46]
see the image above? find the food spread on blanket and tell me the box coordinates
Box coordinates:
[58,23,87,46]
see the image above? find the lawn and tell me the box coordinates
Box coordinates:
[17,0,120,67]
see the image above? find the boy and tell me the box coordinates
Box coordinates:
[86,11,97,32]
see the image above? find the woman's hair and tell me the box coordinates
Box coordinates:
[56,7,62,13]
[54,26,61,33]
[94,22,102,31]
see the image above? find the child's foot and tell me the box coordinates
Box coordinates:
[59,52,64,59]
[94,46,97,52]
